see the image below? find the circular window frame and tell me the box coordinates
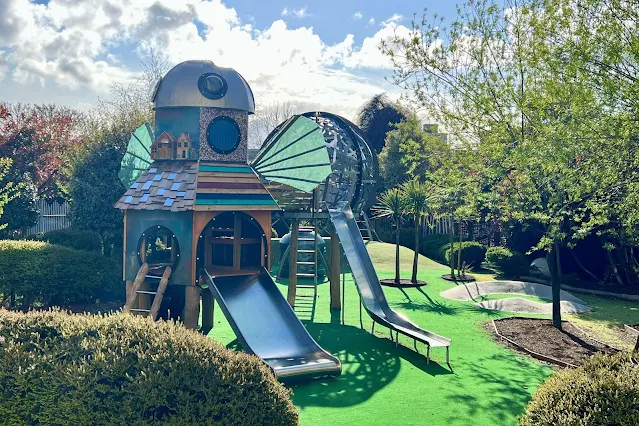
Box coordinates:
[137,226,180,268]
[198,73,228,100]
[207,116,241,154]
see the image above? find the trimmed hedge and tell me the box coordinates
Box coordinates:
[0,310,299,425]
[520,352,639,426]
[485,246,529,278]
[445,241,487,269]
[0,240,120,307]
[420,234,452,263]
[29,228,103,252]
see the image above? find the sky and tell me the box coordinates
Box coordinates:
[0,0,464,120]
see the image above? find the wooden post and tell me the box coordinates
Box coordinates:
[149,266,172,320]
[124,263,149,311]
[233,213,242,270]
[125,280,134,307]
[287,219,299,307]
[201,283,214,335]
[184,285,200,330]
[330,225,341,310]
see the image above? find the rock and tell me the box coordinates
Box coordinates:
[530,257,550,279]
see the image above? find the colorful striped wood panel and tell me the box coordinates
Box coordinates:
[194,163,279,211]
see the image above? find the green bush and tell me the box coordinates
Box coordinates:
[520,352,639,426]
[445,241,487,269]
[485,246,529,278]
[0,310,299,425]
[29,228,103,252]
[0,240,120,308]
[420,234,452,262]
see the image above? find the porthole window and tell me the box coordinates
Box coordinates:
[137,226,180,268]
[207,116,241,154]
[198,73,227,100]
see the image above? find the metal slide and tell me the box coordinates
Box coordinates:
[328,202,452,367]
[203,268,342,379]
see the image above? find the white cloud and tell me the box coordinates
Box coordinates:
[353,11,363,20]
[281,6,309,18]
[382,14,403,25]
[368,18,376,25]
[0,0,409,117]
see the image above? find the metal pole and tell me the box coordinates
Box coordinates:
[341,270,345,325]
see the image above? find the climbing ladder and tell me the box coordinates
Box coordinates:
[357,211,378,242]
[124,263,172,320]
[295,222,320,298]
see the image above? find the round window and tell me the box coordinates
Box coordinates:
[207,117,241,154]
[198,73,227,99]
[137,226,180,267]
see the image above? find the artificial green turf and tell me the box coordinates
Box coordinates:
[205,242,554,425]
[478,293,551,304]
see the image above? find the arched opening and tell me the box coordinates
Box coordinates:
[138,225,180,276]
[197,212,268,277]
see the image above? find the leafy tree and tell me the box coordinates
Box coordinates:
[402,179,430,283]
[379,114,449,188]
[355,93,406,154]
[0,158,21,232]
[373,187,406,284]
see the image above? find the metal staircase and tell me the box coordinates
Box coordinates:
[124,263,172,319]
[357,211,378,242]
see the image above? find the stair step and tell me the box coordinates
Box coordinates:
[136,290,157,295]
[130,308,150,313]
[298,249,315,253]
[297,261,315,265]
[296,294,316,298]
[299,238,316,241]
[297,285,317,289]
[145,275,162,280]
[296,273,316,277]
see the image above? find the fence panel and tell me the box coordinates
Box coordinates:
[25,199,71,236]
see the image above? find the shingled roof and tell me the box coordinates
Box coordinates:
[115,161,198,211]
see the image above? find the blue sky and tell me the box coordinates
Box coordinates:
[0,0,470,118]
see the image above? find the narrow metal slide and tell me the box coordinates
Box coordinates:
[202,268,342,379]
[328,202,452,367]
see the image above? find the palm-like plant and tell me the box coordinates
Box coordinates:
[373,187,406,284]
[402,179,430,284]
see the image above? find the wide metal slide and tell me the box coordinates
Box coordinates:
[202,269,341,379]
[328,202,452,368]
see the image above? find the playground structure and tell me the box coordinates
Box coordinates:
[116,59,451,379]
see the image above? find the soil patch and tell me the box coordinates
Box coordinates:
[441,274,476,282]
[490,318,617,367]
[380,278,427,288]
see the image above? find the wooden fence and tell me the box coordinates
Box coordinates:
[25,199,71,236]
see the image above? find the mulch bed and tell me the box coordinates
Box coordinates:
[441,274,476,283]
[489,318,618,367]
[63,301,123,315]
[380,278,427,288]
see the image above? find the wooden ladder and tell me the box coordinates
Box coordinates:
[124,263,172,320]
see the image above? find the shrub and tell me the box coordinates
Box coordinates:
[0,310,299,425]
[0,240,120,308]
[420,234,452,262]
[485,246,529,278]
[520,352,639,426]
[30,228,103,252]
[444,241,487,269]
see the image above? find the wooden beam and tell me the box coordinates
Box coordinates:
[124,263,149,311]
[330,226,341,310]
[183,285,200,330]
[287,219,299,307]
[233,213,242,269]
[149,266,172,320]
[201,282,214,335]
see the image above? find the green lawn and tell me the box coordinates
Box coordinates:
[205,242,637,425]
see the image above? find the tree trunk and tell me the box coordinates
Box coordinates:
[457,221,463,277]
[412,215,420,284]
[449,215,455,279]
[395,216,401,284]
[607,249,625,286]
[569,249,600,283]
[548,244,562,329]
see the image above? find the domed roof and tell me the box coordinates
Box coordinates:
[152,60,255,113]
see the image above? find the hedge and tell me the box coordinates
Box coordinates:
[444,241,487,269]
[520,352,639,426]
[420,234,452,263]
[0,240,120,308]
[485,246,529,278]
[28,228,103,253]
[0,310,299,425]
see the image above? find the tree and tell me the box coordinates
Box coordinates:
[379,114,449,188]
[354,93,406,154]
[68,131,127,257]
[373,187,406,284]
[248,101,297,149]
[402,179,430,284]
[0,158,21,232]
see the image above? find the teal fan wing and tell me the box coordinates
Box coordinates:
[250,115,331,193]
[118,122,154,187]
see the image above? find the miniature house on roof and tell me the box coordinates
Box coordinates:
[116,60,278,328]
